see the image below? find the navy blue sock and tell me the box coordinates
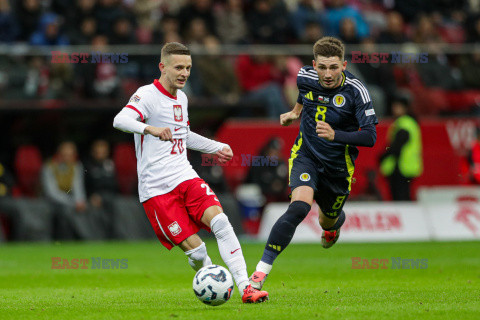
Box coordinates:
[323,210,346,231]
[261,201,311,265]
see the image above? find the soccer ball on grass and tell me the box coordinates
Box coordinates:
[193,265,234,306]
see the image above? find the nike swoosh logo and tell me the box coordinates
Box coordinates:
[174,127,181,131]
[230,248,240,254]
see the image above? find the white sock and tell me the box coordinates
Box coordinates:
[185,242,212,271]
[211,213,250,291]
[256,261,273,275]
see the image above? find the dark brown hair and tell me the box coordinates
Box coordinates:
[161,42,190,62]
[313,36,345,61]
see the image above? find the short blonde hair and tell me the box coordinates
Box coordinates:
[161,42,190,62]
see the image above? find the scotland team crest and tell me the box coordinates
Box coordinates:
[333,94,346,107]
[173,105,183,122]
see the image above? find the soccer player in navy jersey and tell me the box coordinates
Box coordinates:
[249,37,378,290]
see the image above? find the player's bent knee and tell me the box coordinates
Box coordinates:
[291,186,315,205]
[201,205,223,227]
[286,201,311,224]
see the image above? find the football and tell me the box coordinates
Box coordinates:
[192,265,234,306]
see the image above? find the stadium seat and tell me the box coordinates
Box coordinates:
[113,142,138,195]
[14,145,43,197]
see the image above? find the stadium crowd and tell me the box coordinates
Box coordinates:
[0,0,479,116]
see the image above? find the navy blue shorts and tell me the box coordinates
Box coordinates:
[289,153,351,219]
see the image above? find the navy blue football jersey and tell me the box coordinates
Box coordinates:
[294,65,378,177]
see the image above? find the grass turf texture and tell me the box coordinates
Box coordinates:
[0,240,479,320]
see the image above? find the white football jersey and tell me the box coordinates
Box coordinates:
[125,79,199,202]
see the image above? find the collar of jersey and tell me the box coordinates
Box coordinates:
[153,79,177,100]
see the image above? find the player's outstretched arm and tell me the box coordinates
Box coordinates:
[186,131,233,163]
[280,103,303,126]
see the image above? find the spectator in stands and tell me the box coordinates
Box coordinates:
[84,139,117,236]
[466,14,480,43]
[95,0,125,35]
[24,56,50,98]
[68,16,97,45]
[289,0,324,39]
[379,95,423,201]
[377,11,408,43]
[412,14,444,43]
[29,13,70,46]
[417,42,462,90]
[352,37,392,116]
[68,0,98,31]
[467,126,480,184]
[16,0,41,42]
[215,0,248,44]
[245,138,289,203]
[50,59,74,99]
[390,0,434,23]
[190,35,241,103]
[299,21,324,46]
[247,0,292,44]
[85,139,118,206]
[177,0,217,39]
[41,141,92,239]
[42,141,87,213]
[77,35,120,99]
[235,54,289,119]
[110,16,136,44]
[184,18,210,45]
[459,49,480,89]
[133,0,162,31]
[0,0,19,43]
[324,0,370,40]
[274,54,304,106]
[156,14,181,44]
[339,17,361,44]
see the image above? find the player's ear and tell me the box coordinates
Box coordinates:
[342,60,347,70]
[159,62,165,73]
[312,59,316,68]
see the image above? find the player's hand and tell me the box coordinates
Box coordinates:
[316,121,335,141]
[216,146,233,164]
[280,111,300,126]
[144,126,173,142]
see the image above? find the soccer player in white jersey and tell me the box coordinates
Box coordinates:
[113,42,268,303]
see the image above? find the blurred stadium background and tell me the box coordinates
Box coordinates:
[0,0,479,244]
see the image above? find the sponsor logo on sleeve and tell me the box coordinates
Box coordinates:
[129,95,141,103]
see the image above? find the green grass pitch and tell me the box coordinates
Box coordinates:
[0,240,479,320]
